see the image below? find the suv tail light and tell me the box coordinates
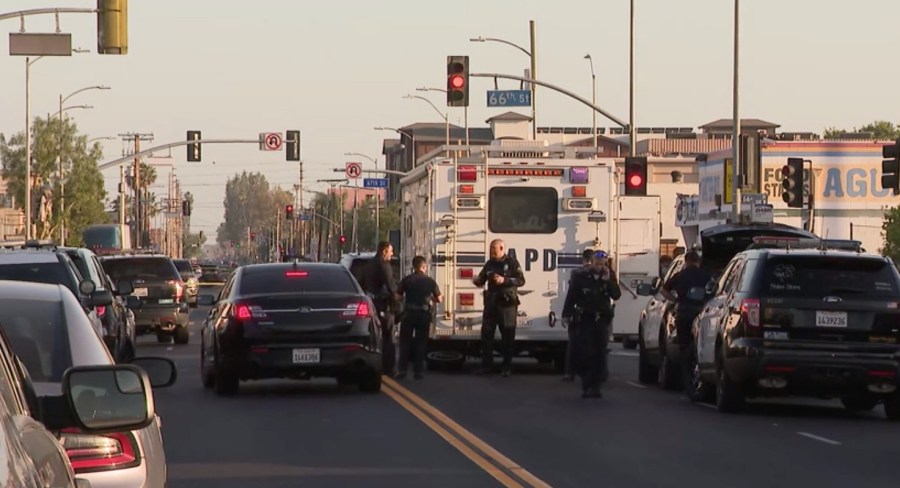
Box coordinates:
[342,302,370,318]
[167,280,184,301]
[95,305,107,318]
[59,429,140,473]
[741,298,761,329]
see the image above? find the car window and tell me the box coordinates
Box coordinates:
[348,258,370,285]
[721,259,744,294]
[102,258,180,280]
[0,263,72,290]
[714,259,738,296]
[737,259,759,293]
[91,256,112,290]
[0,334,25,415]
[762,256,900,298]
[173,260,193,273]
[0,298,73,383]
[239,267,357,295]
[663,256,684,282]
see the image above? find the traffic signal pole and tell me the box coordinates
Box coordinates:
[98,139,262,171]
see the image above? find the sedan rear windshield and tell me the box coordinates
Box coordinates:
[173,260,194,273]
[102,258,180,281]
[0,299,71,383]
[762,256,900,298]
[239,267,358,295]
[0,263,73,290]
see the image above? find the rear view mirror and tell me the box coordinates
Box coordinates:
[87,289,114,308]
[62,365,154,433]
[116,280,134,296]
[125,295,142,309]
[705,281,718,296]
[79,280,96,296]
[129,357,177,388]
[197,295,217,306]
[636,283,654,296]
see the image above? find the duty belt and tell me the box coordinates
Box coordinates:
[405,304,431,311]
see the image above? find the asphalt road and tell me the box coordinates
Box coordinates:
[143,305,900,488]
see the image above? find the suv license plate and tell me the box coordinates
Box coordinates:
[816,311,848,328]
[292,348,320,364]
[133,288,148,297]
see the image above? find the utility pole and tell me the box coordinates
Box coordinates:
[298,162,305,257]
[167,170,174,257]
[118,165,126,229]
[119,133,154,248]
[731,0,742,220]
[530,20,537,140]
[175,177,182,259]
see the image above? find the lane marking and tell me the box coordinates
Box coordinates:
[696,403,717,410]
[797,432,842,446]
[381,384,524,488]
[610,351,638,357]
[384,377,552,488]
[625,381,648,389]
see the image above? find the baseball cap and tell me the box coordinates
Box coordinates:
[594,250,608,259]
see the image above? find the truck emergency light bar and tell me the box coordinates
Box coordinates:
[487,168,564,177]
[748,236,863,252]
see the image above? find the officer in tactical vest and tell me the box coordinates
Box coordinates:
[395,255,442,380]
[473,239,526,377]
[563,248,597,382]
[562,250,621,398]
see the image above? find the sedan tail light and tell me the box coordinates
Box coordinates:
[59,429,141,473]
[343,302,370,318]
[233,304,266,320]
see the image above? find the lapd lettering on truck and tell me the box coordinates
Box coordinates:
[506,248,557,272]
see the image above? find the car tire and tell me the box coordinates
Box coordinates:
[358,372,382,393]
[214,362,239,396]
[336,374,355,387]
[715,362,745,413]
[841,395,878,412]
[659,344,681,391]
[174,326,190,345]
[637,332,659,384]
[685,348,714,404]
[426,351,465,372]
[157,332,172,343]
[883,393,900,421]
[201,340,214,389]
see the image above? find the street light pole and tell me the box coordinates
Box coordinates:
[404,95,449,149]
[584,54,597,157]
[629,0,636,157]
[25,57,34,239]
[345,152,380,246]
[732,0,742,219]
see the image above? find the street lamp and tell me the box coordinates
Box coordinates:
[57,85,110,245]
[584,54,597,157]
[87,136,116,144]
[403,94,450,149]
[470,21,538,140]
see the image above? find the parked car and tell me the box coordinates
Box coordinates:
[636,223,817,389]
[173,259,200,307]
[199,262,382,395]
[0,280,177,487]
[688,237,900,420]
[61,246,137,362]
[338,252,404,320]
[100,254,191,344]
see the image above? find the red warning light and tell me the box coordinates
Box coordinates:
[450,74,465,89]
[628,174,643,188]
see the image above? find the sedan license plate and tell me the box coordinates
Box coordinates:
[292,348,320,364]
[816,311,848,328]
[159,298,174,304]
[133,287,148,297]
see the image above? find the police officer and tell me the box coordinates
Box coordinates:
[362,241,398,376]
[473,239,525,377]
[395,255,442,380]
[562,250,621,398]
[563,249,596,382]
[660,250,712,387]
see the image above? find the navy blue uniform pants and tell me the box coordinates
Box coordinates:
[574,317,611,391]
[481,306,517,369]
[398,310,430,374]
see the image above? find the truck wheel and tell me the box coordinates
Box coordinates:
[174,326,190,345]
[157,332,172,343]
[637,338,659,384]
[426,351,465,372]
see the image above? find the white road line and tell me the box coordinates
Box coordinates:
[610,351,638,357]
[696,403,717,410]
[625,381,648,389]
[797,432,842,446]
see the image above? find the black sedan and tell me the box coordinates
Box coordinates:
[198,262,383,396]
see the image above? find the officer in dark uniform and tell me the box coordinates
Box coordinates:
[362,241,398,376]
[473,239,525,377]
[395,255,442,380]
[660,250,712,387]
[563,248,596,382]
[562,250,621,398]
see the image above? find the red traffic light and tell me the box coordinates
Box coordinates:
[339,235,346,244]
[623,157,648,196]
[627,173,643,188]
[286,205,294,212]
[250,232,256,241]
[449,74,465,89]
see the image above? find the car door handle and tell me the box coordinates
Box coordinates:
[716,304,724,309]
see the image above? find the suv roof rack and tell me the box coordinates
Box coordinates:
[747,236,864,253]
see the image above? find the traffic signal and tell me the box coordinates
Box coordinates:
[447,56,469,107]
[781,157,804,208]
[285,204,294,220]
[623,157,648,196]
[339,235,346,246]
[250,232,256,241]
[286,130,300,161]
[187,131,201,162]
[97,0,128,55]
[181,199,191,217]
[229,241,234,249]
[882,140,900,195]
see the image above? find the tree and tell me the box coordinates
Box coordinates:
[882,206,900,265]
[352,198,400,252]
[824,120,900,140]
[0,116,108,241]
[216,172,291,247]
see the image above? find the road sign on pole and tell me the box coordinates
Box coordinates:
[363,178,389,189]
[259,132,283,151]
[345,162,362,179]
[298,214,312,221]
[487,90,532,107]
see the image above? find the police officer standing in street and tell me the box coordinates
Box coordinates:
[362,241,398,376]
[473,239,525,377]
[395,255,442,380]
[562,250,621,398]
[660,250,712,388]
[563,249,596,382]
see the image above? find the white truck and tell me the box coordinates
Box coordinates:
[398,141,660,370]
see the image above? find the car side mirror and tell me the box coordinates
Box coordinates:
[61,365,154,433]
[651,276,661,290]
[125,296,142,309]
[79,279,96,296]
[87,289,114,307]
[197,294,217,306]
[636,283,654,296]
[705,281,718,296]
[129,357,177,388]
[116,280,134,296]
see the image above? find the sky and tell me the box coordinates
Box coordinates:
[2,0,899,237]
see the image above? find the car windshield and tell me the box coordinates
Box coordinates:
[762,256,900,298]
[102,258,180,280]
[0,299,71,383]
[0,263,71,289]
[173,260,194,274]
[239,267,357,295]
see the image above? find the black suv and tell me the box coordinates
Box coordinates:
[100,254,191,344]
[688,237,900,420]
